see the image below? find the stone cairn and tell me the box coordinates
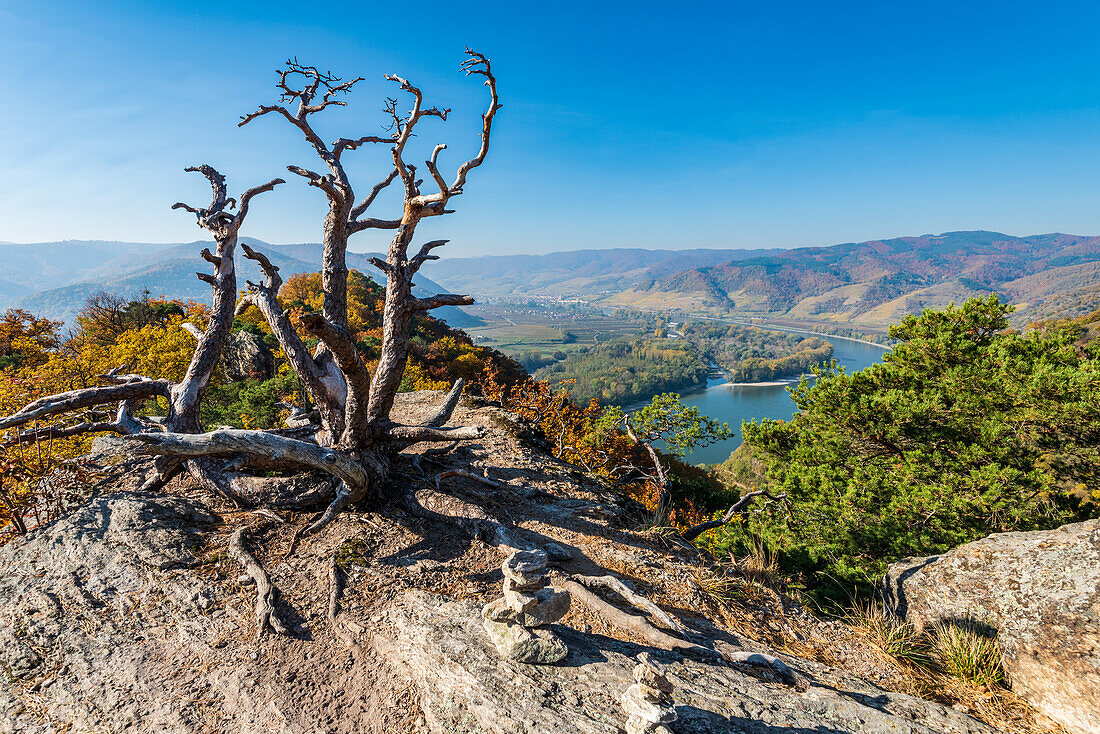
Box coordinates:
[621,653,677,734]
[482,548,571,664]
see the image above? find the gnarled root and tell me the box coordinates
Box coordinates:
[561,578,692,651]
[572,574,686,633]
[228,526,292,639]
[435,469,501,492]
[400,486,529,552]
[724,650,809,691]
[561,577,809,690]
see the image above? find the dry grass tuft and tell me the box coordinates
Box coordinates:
[847,600,931,667]
[845,602,1054,733]
[931,620,1005,688]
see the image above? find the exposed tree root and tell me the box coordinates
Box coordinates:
[435,469,501,492]
[227,526,292,639]
[561,578,809,690]
[186,458,248,507]
[723,651,809,691]
[304,483,354,536]
[424,378,465,427]
[572,574,687,633]
[399,487,529,552]
[561,578,693,651]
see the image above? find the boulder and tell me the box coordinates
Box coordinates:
[884,519,1100,734]
[222,330,274,382]
[481,617,569,664]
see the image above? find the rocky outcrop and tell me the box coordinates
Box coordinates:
[222,329,274,382]
[0,392,1011,733]
[884,519,1100,734]
[375,589,998,734]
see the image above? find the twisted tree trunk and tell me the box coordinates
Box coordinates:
[0,49,501,534]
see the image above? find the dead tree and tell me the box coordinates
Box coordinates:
[0,168,282,502]
[0,50,499,532]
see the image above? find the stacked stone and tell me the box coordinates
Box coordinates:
[482,548,571,664]
[621,653,677,734]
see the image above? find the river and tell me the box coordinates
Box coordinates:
[678,329,890,464]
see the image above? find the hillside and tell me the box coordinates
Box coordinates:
[420,248,782,298]
[602,231,1100,327]
[0,240,483,329]
[0,391,1031,734]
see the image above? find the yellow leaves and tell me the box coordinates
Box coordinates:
[400,361,449,391]
[0,309,61,368]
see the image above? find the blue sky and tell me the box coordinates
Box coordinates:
[2,1,1099,256]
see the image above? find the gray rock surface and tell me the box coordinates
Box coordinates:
[0,491,1004,734]
[222,329,274,382]
[378,590,999,733]
[884,519,1100,734]
[0,493,224,732]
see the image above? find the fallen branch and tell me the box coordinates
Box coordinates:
[228,526,291,639]
[681,490,788,542]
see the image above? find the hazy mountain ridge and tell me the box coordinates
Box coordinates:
[418,247,784,298]
[604,231,1100,326]
[6,231,1100,332]
[0,240,483,329]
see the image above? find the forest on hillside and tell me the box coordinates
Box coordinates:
[678,321,835,382]
[710,296,1100,602]
[535,336,708,405]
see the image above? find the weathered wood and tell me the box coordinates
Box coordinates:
[424,378,465,427]
[680,490,788,542]
[228,526,292,639]
[0,380,170,431]
[382,424,483,442]
[126,430,370,490]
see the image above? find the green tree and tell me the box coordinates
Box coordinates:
[739,296,1099,601]
[594,393,732,523]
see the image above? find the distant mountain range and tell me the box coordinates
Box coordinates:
[422,231,1100,329]
[0,240,483,329]
[417,248,783,298]
[6,231,1099,334]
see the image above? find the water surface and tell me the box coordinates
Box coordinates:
[679,329,889,464]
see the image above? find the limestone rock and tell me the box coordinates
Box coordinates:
[502,548,548,587]
[378,590,1001,733]
[884,519,1100,734]
[622,683,676,723]
[503,586,539,612]
[518,587,570,627]
[221,329,274,382]
[634,653,674,696]
[482,618,568,664]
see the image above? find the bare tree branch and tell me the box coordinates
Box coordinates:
[0,381,170,431]
[681,490,788,542]
[408,293,476,311]
[350,167,400,221]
